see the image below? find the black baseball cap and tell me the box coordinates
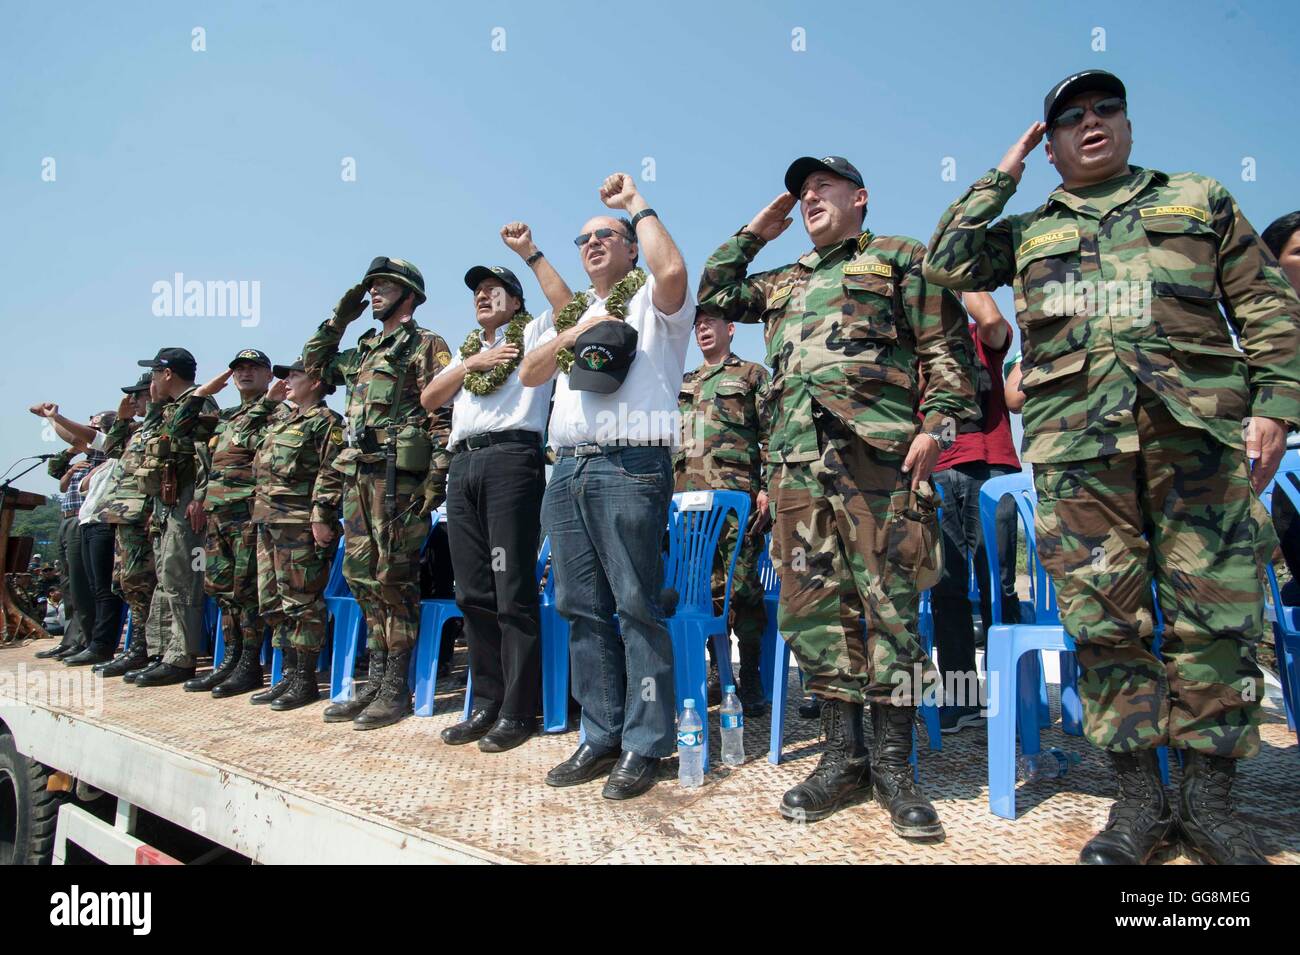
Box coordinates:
[272,357,335,394]
[121,372,152,395]
[569,322,638,395]
[784,156,865,196]
[229,348,272,370]
[1043,70,1126,126]
[464,265,525,304]
[138,347,197,381]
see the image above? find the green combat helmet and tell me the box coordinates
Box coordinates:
[363,256,427,305]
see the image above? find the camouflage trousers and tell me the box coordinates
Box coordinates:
[342,468,427,653]
[1033,389,1270,758]
[256,522,335,651]
[770,416,937,706]
[712,512,766,659]
[112,521,155,636]
[145,487,206,666]
[204,505,263,650]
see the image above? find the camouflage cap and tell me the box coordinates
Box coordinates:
[784,156,864,196]
[1043,69,1126,126]
[363,256,426,305]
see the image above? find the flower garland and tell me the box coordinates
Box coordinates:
[552,268,647,374]
[460,310,532,396]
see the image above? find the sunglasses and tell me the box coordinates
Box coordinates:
[573,228,629,247]
[1051,97,1126,132]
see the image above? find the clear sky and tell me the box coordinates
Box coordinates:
[3,0,1297,495]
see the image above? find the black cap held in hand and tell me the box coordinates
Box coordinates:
[568,322,638,395]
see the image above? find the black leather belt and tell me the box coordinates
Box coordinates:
[450,429,543,455]
[555,439,672,459]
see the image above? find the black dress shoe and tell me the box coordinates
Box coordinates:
[478,717,535,753]
[546,741,620,788]
[35,642,76,659]
[96,644,148,677]
[441,708,499,745]
[602,751,661,800]
[134,663,196,687]
[54,642,86,660]
[124,657,164,683]
[63,647,114,667]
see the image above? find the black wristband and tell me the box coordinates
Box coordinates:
[630,208,658,228]
[525,250,544,266]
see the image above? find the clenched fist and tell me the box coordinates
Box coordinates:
[501,222,538,260]
[599,172,640,211]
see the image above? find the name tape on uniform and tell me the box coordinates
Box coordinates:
[1138,205,1209,223]
[843,262,893,277]
[1018,228,1080,257]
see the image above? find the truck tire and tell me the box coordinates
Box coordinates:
[0,732,65,865]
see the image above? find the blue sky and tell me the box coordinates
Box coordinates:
[3,0,1297,494]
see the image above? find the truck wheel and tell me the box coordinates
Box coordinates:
[0,732,65,865]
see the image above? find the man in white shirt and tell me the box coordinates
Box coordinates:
[519,172,693,799]
[421,242,571,753]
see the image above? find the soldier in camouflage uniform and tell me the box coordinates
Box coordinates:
[306,257,454,730]
[924,70,1300,865]
[674,302,771,715]
[129,348,220,687]
[95,374,160,676]
[224,359,346,711]
[699,156,976,836]
[177,349,278,694]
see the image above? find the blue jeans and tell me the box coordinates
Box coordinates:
[542,446,676,758]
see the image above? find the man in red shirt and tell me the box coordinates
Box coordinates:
[930,292,1022,734]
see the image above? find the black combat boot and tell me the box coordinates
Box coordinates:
[1177,751,1268,865]
[211,643,265,698]
[737,644,768,717]
[250,647,296,705]
[184,638,242,692]
[322,648,386,723]
[271,649,321,711]
[780,700,872,822]
[870,703,944,840]
[1078,750,1177,864]
[95,641,148,677]
[353,649,412,730]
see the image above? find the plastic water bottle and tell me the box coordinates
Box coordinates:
[1017,747,1081,783]
[720,685,745,766]
[677,699,704,788]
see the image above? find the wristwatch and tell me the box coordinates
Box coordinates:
[525,250,545,266]
[925,430,954,452]
[630,207,658,228]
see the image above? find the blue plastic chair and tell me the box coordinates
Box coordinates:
[664,490,749,774]
[326,531,369,703]
[1260,464,1300,741]
[757,535,780,704]
[456,538,570,732]
[412,513,463,717]
[916,589,943,751]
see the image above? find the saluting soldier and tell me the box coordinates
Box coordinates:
[306,258,454,730]
[923,70,1300,865]
[129,348,220,687]
[181,350,277,694]
[223,359,346,710]
[674,302,771,715]
[698,155,977,837]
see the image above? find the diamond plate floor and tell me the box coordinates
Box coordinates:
[3,640,1297,864]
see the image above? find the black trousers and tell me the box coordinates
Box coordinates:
[59,515,93,647]
[79,522,124,654]
[932,462,1022,703]
[446,439,545,720]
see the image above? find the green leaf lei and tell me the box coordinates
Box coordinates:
[460,310,532,396]
[552,268,647,374]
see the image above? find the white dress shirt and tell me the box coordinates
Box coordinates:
[447,315,554,445]
[536,271,695,450]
